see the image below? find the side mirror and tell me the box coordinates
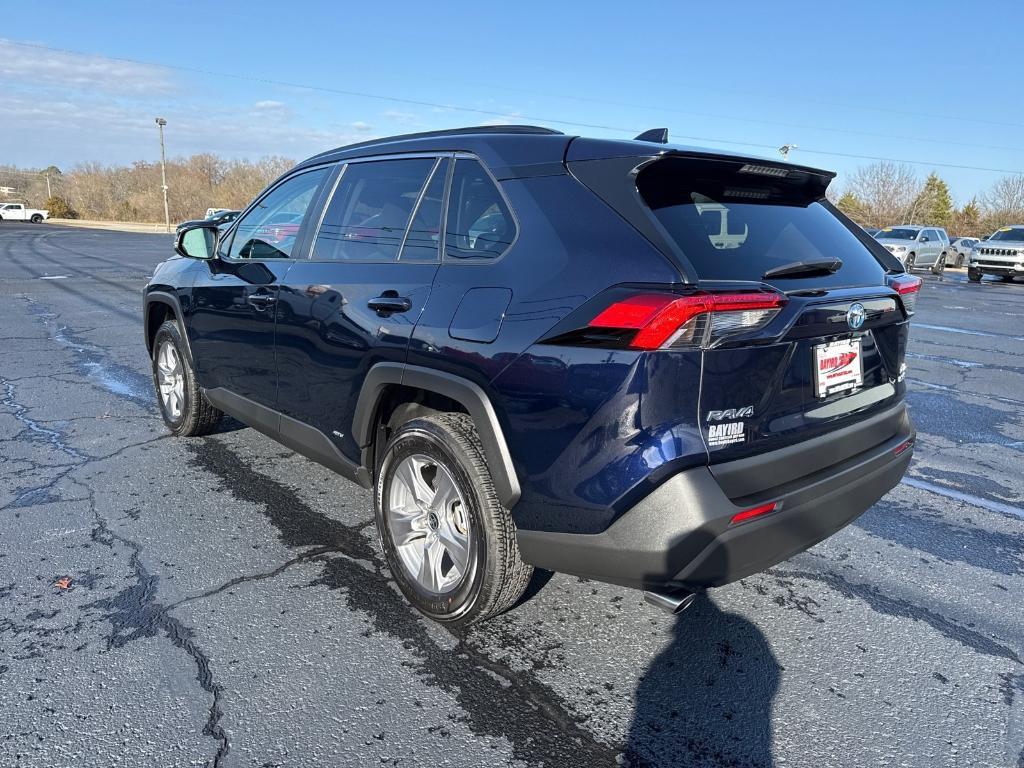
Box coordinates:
[919,235,929,242]
[175,223,219,259]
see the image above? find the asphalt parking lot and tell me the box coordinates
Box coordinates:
[1,222,1022,768]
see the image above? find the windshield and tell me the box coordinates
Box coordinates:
[637,157,885,285]
[876,228,919,240]
[988,227,1024,242]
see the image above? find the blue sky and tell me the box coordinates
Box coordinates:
[1,0,1021,202]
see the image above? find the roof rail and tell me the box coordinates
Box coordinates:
[306,125,564,162]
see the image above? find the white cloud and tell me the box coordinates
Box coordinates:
[383,110,422,126]
[0,38,175,95]
[254,100,287,111]
[350,121,373,132]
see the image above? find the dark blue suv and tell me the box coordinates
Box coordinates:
[144,126,919,625]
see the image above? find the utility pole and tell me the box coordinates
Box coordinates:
[45,173,51,198]
[155,117,170,233]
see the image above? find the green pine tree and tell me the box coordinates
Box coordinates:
[912,173,953,228]
[836,191,866,223]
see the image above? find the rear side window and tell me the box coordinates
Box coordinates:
[445,159,515,260]
[399,158,448,262]
[312,158,435,262]
[637,157,885,286]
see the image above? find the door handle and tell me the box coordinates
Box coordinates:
[367,292,411,316]
[248,294,277,309]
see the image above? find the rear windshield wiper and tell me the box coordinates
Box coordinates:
[762,258,843,280]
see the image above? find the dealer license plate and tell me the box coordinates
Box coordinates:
[814,338,863,398]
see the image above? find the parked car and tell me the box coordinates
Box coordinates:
[862,226,880,237]
[175,209,240,235]
[0,203,49,223]
[946,237,979,267]
[144,126,918,625]
[968,226,1024,282]
[874,225,949,274]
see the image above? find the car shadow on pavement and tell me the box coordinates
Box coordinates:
[625,595,779,768]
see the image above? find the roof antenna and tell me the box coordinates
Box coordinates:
[635,128,669,144]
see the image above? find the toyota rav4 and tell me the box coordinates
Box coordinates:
[143,126,918,625]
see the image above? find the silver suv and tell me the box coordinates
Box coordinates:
[874,226,949,274]
[969,226,1024,282]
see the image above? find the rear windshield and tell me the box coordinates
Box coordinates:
[637,157,886,285]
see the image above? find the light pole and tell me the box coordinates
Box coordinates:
[779,143,798,161]
[155,117,170,233]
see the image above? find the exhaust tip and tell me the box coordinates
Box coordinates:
[643,588,699,615]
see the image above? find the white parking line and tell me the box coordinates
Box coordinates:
[914,323,1024,342]
[902,477,1024,519]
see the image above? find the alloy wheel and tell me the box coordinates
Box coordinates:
[386,453,470,594]
[156,341,185,421]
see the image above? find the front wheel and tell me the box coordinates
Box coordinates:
[905,253,916,272]
[30,214,43,224]
[375,413,533,626]
[968,269,982,283]
[151,320,222,436]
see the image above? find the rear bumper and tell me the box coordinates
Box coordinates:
[516,404,913,590]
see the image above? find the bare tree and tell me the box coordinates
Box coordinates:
[840,162,921,228]
[981,175,1024,230]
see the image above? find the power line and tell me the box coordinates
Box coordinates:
[2,39,1023,177]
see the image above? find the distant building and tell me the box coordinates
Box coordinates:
[0,186,16,195]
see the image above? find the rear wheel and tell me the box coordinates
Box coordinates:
[932,255,945,275]
[905,253,916,272]
[375,413,532,626]
[955,253,964,268]
[151,320,222,436]
[30,214,43,224]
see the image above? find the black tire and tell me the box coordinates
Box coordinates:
[956,253,964,268]
[151,320,222,436]
[932,256,945,275]
[968,270,982,283]
[30,214,43,224]
[375,413,533,626]
[905,253,916,272]
[1000,275,1015,282]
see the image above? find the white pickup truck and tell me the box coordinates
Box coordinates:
[0,203,49,223]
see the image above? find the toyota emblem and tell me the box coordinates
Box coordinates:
[847,302,866,330]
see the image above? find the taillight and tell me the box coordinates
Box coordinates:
[589,291,787,350]
[887,273,922,316]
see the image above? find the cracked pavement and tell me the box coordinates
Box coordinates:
[0,222,1022,767]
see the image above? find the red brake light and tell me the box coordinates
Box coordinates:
[887,274,922,315]
[589,291,787,350]
[730,501,779,525]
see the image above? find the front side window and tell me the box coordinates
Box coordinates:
[445,159,515,260]
[312,158,436,262]
[225,167,328,259]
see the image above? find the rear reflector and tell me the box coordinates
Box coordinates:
[893,438,914,457]
[589,291,787,350]
[730,501,780,525]
[887,274,922,315]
